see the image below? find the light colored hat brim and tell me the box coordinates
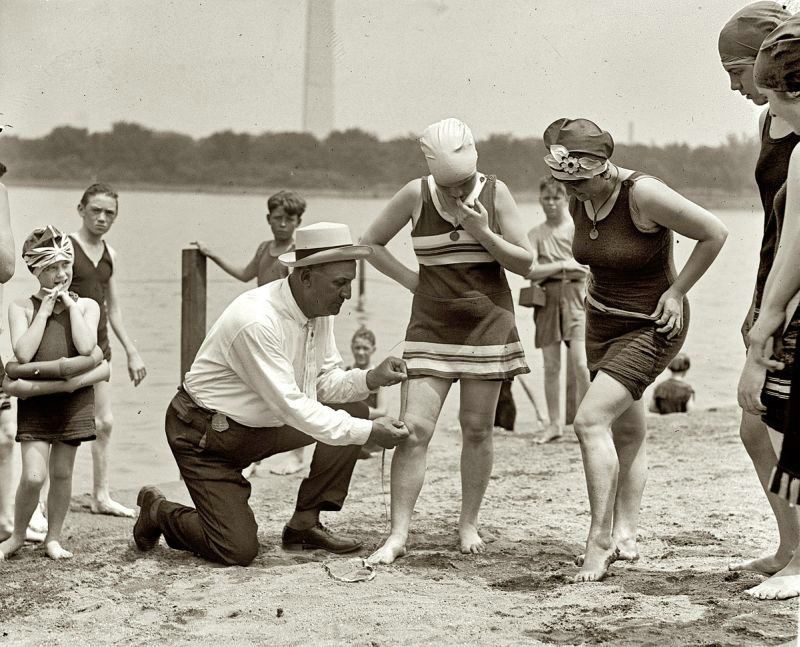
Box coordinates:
[279,245,373,268]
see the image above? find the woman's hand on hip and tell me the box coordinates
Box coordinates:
[651,287,684,339]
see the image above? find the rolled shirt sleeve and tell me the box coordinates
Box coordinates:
[226,322,372,446]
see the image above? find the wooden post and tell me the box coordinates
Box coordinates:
[181,248,206,381]
[565,354,577,425]
[356,258,366,312]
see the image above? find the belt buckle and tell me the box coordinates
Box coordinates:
[211,412,229,432]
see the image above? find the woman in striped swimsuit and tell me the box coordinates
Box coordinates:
[362,118,532,564]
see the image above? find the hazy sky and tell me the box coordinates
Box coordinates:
[0,0,786,145]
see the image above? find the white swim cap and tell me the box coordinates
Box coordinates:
[419,118,478,185]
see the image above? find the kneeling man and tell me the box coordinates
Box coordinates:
[134,223,408,566]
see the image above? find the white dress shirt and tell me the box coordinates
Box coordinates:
[183,279,373,446]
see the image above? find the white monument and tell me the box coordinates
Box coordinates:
[303,0,335,139]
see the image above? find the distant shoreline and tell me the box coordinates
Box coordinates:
[3,178,761,210]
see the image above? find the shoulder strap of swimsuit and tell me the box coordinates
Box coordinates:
[761,111,772,140]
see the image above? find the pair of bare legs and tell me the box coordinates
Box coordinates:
[537,341,591,443]
[572,372,647,582]
[0,441,78,560]
[731,414,800,600]
[89,381,134,517]
[368,377,502,565]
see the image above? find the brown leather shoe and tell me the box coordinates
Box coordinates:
[282,523,363,554]
[133,486,165,552]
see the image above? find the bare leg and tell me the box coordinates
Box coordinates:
[368,377,451,565]
[44,443,78,559]
[0,409,15,539]
[536,344,563,443]
[566,339,591,410]
[0,442,49,560]
[609,399,647,560]
[729,415,800,575]
[90,380,134,517]
[572,372,634,582]
[269,446,311,476]
[458,379,502,553]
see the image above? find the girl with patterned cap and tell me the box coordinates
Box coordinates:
[542,118,728,582]
[0,227,107,561]
[740,13,800,600]
[361,118,532,564]
[718,1,800,581]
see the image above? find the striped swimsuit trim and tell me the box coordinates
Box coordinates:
[413,231,495,265]
[403,341,528,378]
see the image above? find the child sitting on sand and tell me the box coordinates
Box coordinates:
[649,353,695,414]
[192,190,308,476]
[347,326,388,459]
[0,227,109,561]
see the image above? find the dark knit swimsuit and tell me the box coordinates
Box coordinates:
[69,236,113,361]
[15,296,96,445]
[571,172,688,401]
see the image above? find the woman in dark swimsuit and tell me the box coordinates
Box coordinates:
[720,1,800,581]
[542,118,728,582]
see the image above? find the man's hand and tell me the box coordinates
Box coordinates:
[368,416,410,449]
[366,356,407,390]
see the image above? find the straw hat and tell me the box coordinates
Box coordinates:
[278,222,372,268]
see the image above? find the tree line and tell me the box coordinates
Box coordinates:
[0,122,760,196]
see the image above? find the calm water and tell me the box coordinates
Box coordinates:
[2,186,762,491]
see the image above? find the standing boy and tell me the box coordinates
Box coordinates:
[70,183,147,518]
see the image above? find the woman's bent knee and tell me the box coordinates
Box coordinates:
[573,415,606,442]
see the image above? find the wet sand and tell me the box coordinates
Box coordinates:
[1,405,798,646]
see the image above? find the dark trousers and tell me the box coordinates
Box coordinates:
[157,390,366,566]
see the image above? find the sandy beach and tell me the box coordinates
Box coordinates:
[1,403,798,646]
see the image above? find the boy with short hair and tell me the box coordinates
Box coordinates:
[192,190,306,286]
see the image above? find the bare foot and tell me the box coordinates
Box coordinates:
[91,498,135,518]
[269,454,308,476]
[573,543,619,583]
[44,540,73,560]
[535,424,563,444]
[729,553,789,577]
[459,525,486,554]
[0,534,26,560]
[746,563,800,600]
[367,535,408,565]
[28,502,48,534]
[575,545,638,566]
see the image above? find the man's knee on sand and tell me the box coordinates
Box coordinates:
[215,535,260,567]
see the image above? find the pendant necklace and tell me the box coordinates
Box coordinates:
[587,165,618,240]
[450,228,460,241]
